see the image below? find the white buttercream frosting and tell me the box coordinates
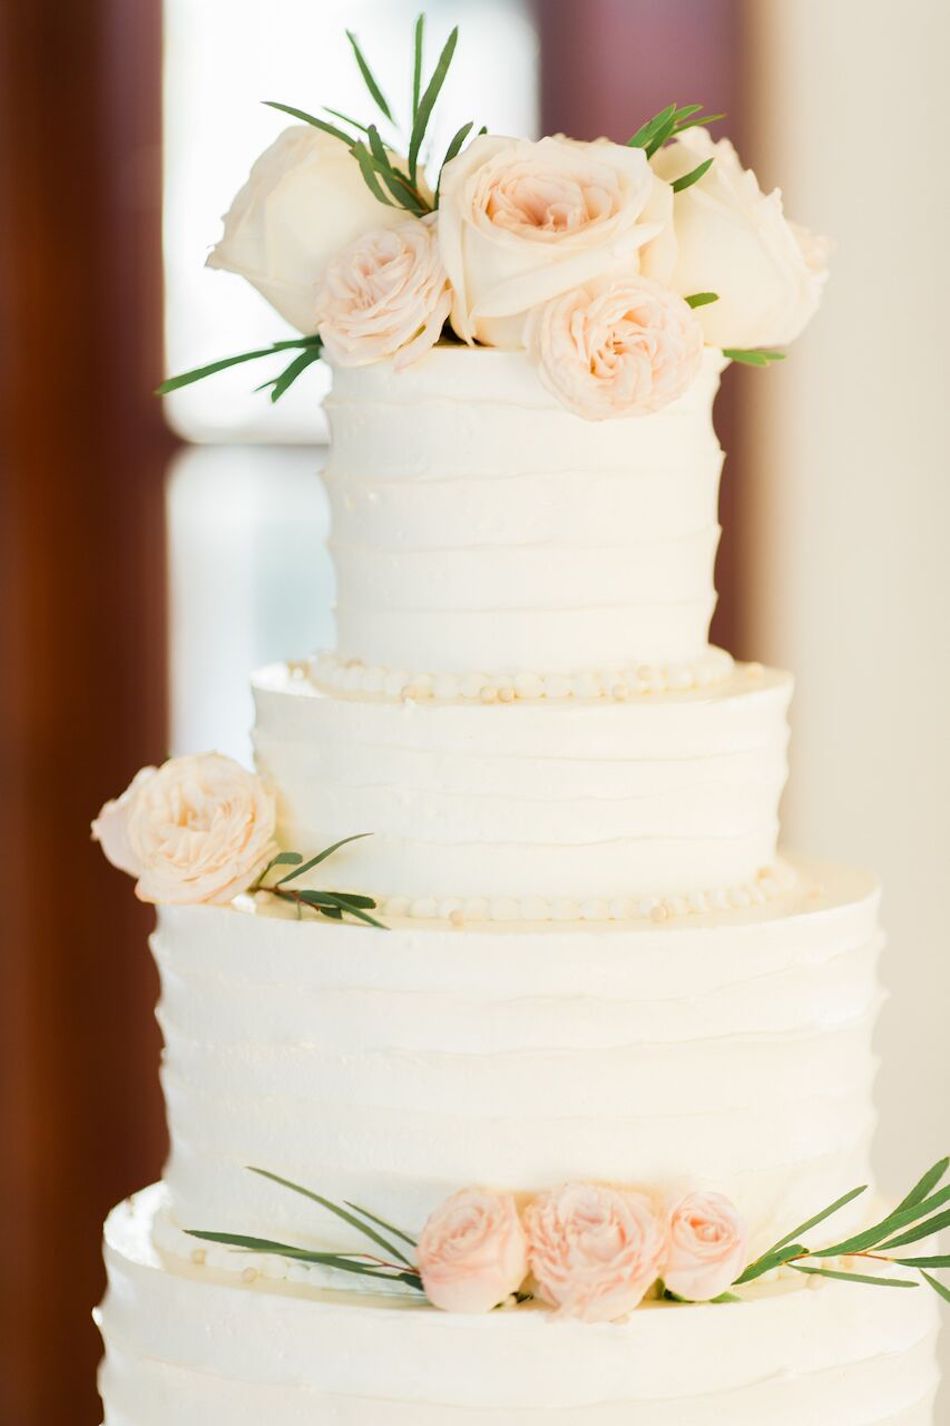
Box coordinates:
[325,346,727,674]
[153,862,881,1261]
[252,660,792,904]
[99,1187,939,1425]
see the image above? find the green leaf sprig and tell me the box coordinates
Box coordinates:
[189,1168,424,1290]
[156,335,323,400]
[734,1157,950,1300]
[723,348,786,367]
[249,836,387,929]
[158,15,477,403]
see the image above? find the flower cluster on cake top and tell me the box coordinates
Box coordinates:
[162,14,829,422]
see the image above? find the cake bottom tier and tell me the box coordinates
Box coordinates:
[98,1188,939,1426]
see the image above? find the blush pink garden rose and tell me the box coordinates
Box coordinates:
[524,1183,667,1322]
[438,134,671,348]
[643,126,830,349]
[92,754,278,906]
[417,1188,529,1314]
[526,274,704,420]
[663,1191,749,1302]
[315,215,452,370]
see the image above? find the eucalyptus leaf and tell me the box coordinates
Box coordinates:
[765,1184,868,1257]
[323,106,371,135]
[344,1202,419,1249]
[685,292,720,309]
[350,141,399,208]
[733,1243,807,1286]
[628,102,677,152]
[248,1168,413,1264]
[264,101,354,147]
[671,157,714,193]
[188,1229,423,1286]
[156,337,319,396]
[816,1183,950,1258]
[922,1271,950,1304]
[437,120,475,200]
[409,25,459,183]
[895,1255,950,1268]
[303,891,387,929]
[895,1157,950,1213]
[791,1264,918,1289]
[876,1206,950,1254]
[269,346,324,403]
[276,833,373,885]
[722,348,786,367]
[676,112,725,133]
[346,29,394,123]
[412,13,426,117]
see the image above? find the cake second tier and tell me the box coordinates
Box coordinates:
[253,660,791,911]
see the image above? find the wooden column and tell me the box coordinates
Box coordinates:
[537,0,748,653]
[0,2,175,1421]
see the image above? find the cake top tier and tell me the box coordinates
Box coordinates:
[325,346,727,674]
[163,15,828,434]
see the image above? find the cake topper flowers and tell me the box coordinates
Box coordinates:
[93,753,384,926]
[159,13,828,420]
[188,1157,950,1321]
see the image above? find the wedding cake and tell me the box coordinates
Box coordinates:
[93,18,944,1422]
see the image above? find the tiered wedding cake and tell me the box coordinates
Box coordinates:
[94,19,943,1422]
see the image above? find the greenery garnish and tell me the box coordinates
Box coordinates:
[249,835,386,929]
[671,156,714,193]
[156,335,322,399]
[685,292,719,310]
[189,1167,425,1292]
[158,14,479,402]
[346,28,395,125]
[734,1157,950,1302]
[186,1159,950,1314]
[628,101,722,158]
[723,348,787,367]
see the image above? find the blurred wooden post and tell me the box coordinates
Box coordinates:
[537,0,748,652]
[0,2,174,1422]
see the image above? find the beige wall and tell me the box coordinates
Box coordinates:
[744,0,950,1375]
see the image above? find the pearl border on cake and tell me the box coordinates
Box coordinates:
[307,646,738,703]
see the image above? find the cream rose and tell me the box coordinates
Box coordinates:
[663,1191,748,1302]
[526,274,704,420]
[92,754,278,906]
[524,1183,667,1322]
[316,216,452,370]
[208,126,407,334]
[417,1188,528,1314]
[438,134,664,348]
[645,127,829,349]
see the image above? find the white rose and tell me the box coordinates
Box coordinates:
[438,134,664,348]
[645,128,829,349]
[526,275,704,421]
[208,126,407,334]
[92,754,278,906]
[316,216,452,370]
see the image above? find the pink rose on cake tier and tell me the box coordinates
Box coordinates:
[316,216,452,370]
[662,1191,749,1302]
[524,1183,668,1322]
[526,274,704,420]
[417,1188,529,1314]
[92,753,278,905]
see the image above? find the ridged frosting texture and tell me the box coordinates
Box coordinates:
[252,661,792,904]
[98,1187,939,1425]
[154,864,880,1258]
[325,346,726,674]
